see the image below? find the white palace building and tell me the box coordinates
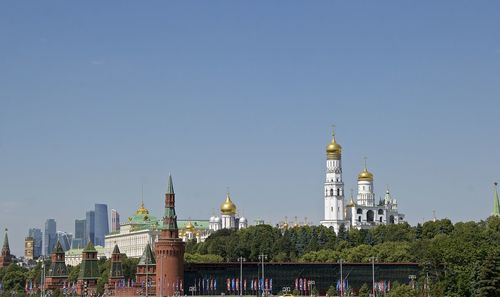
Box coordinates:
[320,129,405,233]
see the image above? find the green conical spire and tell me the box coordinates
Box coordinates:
[53,240,64,254]
[167,174,174,194]
[138,243,156,265]
[112,244,120,254]
[83,240,97,252]
[2,229,10,254]
[493,183,500,217]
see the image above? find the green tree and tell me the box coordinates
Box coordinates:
[358,283,370,297]
[326,285,336,297]
[476,251,500,297]
[387,284,416,297]
[1,264,27,292]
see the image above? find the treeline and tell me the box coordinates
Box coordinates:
[185,216,500,297]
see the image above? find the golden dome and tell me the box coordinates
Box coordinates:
[326,130,342,160]
[136,202,149,215]
[220,193,237,215]
[358,167,374,181]
[185,221,195,232]
[346,197,356,208]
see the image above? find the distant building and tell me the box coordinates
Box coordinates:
[28,228,43,258]
[208,193,248,232]
[111,209,120,233]
[104,202,160,258]
[71,219,86,249]
[44,219,57,255]
[0,229,12,268]
[25,236,34,260]
[56,231,73,251]
[85,210,95,244]
[320,129,405,232]
[94,204,109,246]
[65,245,106,266]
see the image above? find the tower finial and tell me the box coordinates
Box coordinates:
[332,124,336,137]
[364,156,368,169]
[493,182,500,217]
[166,174,174,194]
[141,184,144,206]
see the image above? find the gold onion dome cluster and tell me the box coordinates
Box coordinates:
[185,221,195,232]
[220,193,237,215]
[326,132,342,159]
[358,167,374,181]
[136,202,149,215]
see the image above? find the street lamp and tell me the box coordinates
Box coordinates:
[338,259,344,297]
[307,280,315,297]
[237,257,246,297]
[258,254,268,297]
[370,257,377,297]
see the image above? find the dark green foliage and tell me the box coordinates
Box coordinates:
[326,285,336,297]
[0,264,27,292]
[387,283,417,297]
[358,283,370,297]
[475,251,500,297]
[68,264,80,282]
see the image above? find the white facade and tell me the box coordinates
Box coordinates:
[208,194,248,232]
[65,246,106,266]
[320,130,405,232]
[104,224,159,258]
[320,132,347,233]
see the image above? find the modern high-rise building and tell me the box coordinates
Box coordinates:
[71,219,86,249]
[28,228,43,258]
[111,209,120,233]
[44,219,57,255]
[94,204,109,246]
[85,211,95,245]
[56,231,73,251]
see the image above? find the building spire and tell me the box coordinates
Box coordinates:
[493,182,500,217]
[2,228,9,255]
[166,174,174,194]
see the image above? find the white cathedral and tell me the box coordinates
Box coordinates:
[320,129,405,233]
[208,192,248,231]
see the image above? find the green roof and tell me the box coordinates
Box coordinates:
[166,174,174,194]
[178,220,209,230]
[53,240,65,254]
[2,229,9,255]
[138,243,156,265]
[83,241,97,252]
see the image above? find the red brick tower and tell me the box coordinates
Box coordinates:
[108,244,125,290]
[0,228,12,268]
[155,175,185,297]
[45,240,68,289]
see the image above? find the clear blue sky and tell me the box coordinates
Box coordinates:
[1,1,499,255]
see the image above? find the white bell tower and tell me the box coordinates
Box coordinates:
[320,128,346,233]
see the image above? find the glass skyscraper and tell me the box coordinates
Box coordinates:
[71,219,86,249]
[85,211,95,245]
[94,204,109,246]
[43,219,56,255]
[28,228,42,258]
